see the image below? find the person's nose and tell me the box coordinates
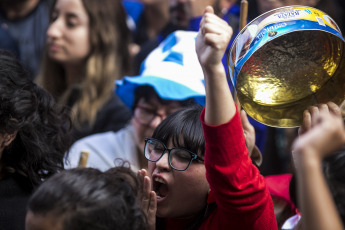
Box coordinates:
[155,151,171,172]
[47,19,63,40]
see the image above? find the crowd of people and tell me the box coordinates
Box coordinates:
[0,0,345,229]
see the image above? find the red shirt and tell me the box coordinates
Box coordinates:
[200,108,277,230]
[163,108,277,230]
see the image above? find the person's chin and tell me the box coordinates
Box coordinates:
[48,52,65,63]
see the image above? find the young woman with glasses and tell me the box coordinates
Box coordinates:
[138,6,277,230]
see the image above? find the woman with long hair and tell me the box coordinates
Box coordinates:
[36,0,132,141]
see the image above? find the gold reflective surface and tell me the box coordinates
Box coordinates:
[228,5,345,127]
[236,30,345,127]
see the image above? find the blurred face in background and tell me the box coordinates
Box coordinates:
[169,0,193,28]
[132,96,183,155]
[46,0,90,64]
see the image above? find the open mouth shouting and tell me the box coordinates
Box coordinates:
[153,176,169,202]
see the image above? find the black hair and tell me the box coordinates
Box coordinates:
[106,160,141,196]
[0,49,72,186]
[132,85,196,112]
[152,104,205,157]
[27,167,147,230]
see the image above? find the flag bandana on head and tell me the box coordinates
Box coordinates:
[115,30,206,109]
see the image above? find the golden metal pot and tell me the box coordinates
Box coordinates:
[228,6,345,127]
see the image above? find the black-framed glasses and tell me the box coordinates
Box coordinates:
[144,138,204,171]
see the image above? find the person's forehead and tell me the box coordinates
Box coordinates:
[54,0,88,19]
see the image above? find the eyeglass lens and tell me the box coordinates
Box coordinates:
[145,139,192,171]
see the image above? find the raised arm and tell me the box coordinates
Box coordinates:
[196,6,234,125]
[292,102,345,230]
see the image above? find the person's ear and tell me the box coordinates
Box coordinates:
[1,131,17,148]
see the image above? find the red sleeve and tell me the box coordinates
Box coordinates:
[200,108,277,230]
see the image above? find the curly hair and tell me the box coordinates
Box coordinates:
[0,50,72,186]
[27,167,148,230]
[36,0,132,129]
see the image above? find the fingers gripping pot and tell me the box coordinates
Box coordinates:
[228,6,345,127]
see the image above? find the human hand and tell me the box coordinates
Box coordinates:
[298,108,311,136]
[196,6,232,69]
[298,102,325,136]
[293,102,345,161]
[298,102,341,135]
[137,169,157,230]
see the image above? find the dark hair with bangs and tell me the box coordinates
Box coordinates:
[152,104,205,157]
